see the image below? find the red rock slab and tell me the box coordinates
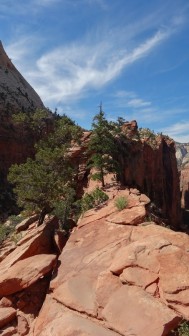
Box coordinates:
[77,202,117,227]
[158,247,189,294]
[33,295,121,336]
[17,311,29,336]
[0,307,16,328]
[120,266,158,288]
[131,224,189,250]
[77,188,139,228]
[102,285,180,336]
[0,241,16,263]
[0,218,57,272]
[95,271,122,311]
[165,289,189,315]
[16,214,39,233]
[1,326,17,336]
[53,274,97,317]
[0,297,13,308]
[0,254,56,296]
[109,236,167,274]
[139,193,151,204]
[106,205,146,225]
[51,220,132,290]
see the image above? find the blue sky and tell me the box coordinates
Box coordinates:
[1,0,189,142]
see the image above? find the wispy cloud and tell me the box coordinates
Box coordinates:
[114,90,152,109]
[162,121,189,143]
[7,24,177,105]
[0,0,60,16]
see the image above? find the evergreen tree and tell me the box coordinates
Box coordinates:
[8,116,82,225]
[88,105,119,187]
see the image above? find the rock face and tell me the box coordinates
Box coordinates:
[70,126,181,229]
[0,216,59,335]
[1,186,189,335]
[0,41,43,113]
[32,186,189,336]
[176,143,189,169]
[0,41,47,217]
[176,143,189,224]
[122,134,181,228]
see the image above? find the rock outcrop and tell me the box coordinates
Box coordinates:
[0,184,189,335]
[123,135,181,228]
[31,185,188,336]
[69,126,181,229]
[0,215,59,334]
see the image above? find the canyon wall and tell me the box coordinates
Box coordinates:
[123,135,181,229]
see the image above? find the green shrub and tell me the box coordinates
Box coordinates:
[8,215,24,226]
[81,187,109,213]
[0,224,12,245]
[114,196,128,211]
[0,215,24,245]
[174,321,189,336]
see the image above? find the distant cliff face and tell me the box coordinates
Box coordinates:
[176,142,189,169]
[175,143,189,222]
[0,41,44,113]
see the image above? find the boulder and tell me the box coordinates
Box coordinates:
[0,307,16,328]
[1,326,17,336]
[0,254,56,296]
[102,286,180,336]
[16,215,39,233]
[33,295,120,336]
[0,217,58,273]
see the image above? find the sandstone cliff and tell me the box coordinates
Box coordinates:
[0,41,49,175]
[0,41,43,113]
[0,185,188,336]
[176,143,189,224]
[123,134,181,229]
[0,41,53,217]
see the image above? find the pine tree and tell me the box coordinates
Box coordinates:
[88,105,119,187]
[8,116,82,225]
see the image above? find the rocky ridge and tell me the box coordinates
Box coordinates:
[0,183,189,335]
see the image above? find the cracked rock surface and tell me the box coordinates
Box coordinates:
[33,186,189,336]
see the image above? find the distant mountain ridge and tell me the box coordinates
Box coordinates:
[176,142,189,169]
[0,40,44,114]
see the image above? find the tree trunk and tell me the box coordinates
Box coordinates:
[38,208,48,226]
[101,168,105,187]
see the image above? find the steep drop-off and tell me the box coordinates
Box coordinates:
[123,133,181,229]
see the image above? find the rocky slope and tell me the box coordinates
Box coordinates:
[0,184,188,336]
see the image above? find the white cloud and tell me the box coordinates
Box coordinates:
[127,98,152,108]
[114,91,152,110]
[162,121,189,143]
[7,27,174,105]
